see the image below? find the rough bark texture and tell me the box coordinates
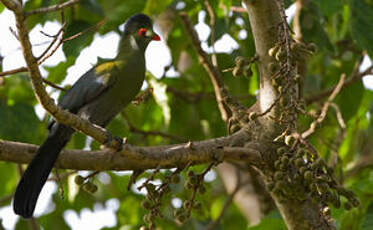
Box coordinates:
[244,0,334,229]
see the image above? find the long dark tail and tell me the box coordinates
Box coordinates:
[13,124,74,218]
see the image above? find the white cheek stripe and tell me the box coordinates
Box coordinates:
[146,30,152,37]
[130,36,139,50]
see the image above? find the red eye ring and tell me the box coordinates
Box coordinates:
[137,28,147,37]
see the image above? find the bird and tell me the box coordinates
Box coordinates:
[13,13,160,218]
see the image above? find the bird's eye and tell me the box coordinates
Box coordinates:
[137,28,147,37]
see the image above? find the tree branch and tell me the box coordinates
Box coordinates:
[243,0,281,120]
[5,3,120,149]
[207,172,248,230]
[302,74,346,139]
[0,0,21,12]
[0,66,27,77]
[203,0,218,67]
[0,130,260,171]
[179,12,244,123]
[244,1,335,229]
[25,0,80,17]
[305,63,373,104]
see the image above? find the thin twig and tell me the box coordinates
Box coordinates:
[36,22,66,60]
[137,165,162,191]
[42,78,66,91]
[48,170,76,181]
[63,19,106,42]
[330,103,346,131]
[230,6,247,13]
[131,87,153,105]
[204,0,218,67]
[207,174,249,230]
[84,170,100,180]
[25,0,80,16]
[9,26,19,40]
[305,61,373,104]
[292,132,318,156]
[0,23,66,77]
[180,12,245,123]
[302,74,346,139]
[179,11,228,120]
[0,66,27,76]
[293,0,304,42]
[27,218,40,230]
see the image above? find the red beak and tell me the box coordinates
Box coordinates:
[152,34,161,41]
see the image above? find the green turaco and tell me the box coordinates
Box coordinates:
[13,13,160,218]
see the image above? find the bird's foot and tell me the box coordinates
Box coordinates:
[104,135,125,151]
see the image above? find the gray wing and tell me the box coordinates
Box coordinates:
[47,62,118,130]
[59,63,117,113]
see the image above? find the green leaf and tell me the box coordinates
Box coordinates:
[211,197,224,220]
[248,65,259,95]
[97,0,146,34]
[284,0,293,8]
[0,3,5,13]
[105,115,129,138]
[300,3,334,52]
[0,74,36,105]
[147,73,171,126]
[24,0,60,30]
[63,20,95,58]
[248,211,287,230]
[0,162,17,200]
[339,90,373,161]
[314,0,343,17]
[66,132,86,150]
[349,0,373,57]
[361,203,373,230]
[74,0,105,24]
[44,56,76,84]
[166,17,189,65]
[336,78,364,122]
[0,102,44,143]
[144,0,172,16]
[340,208,365,230]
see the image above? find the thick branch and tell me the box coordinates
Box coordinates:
[0,130,260,171]
[244,1,335,229]
[0,0,21,12]
[243,0,281,120]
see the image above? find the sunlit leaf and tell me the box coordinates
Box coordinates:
[147,73,171,126]
[144,0,172,16]
[63,20,95,57]
[44,56,75,84]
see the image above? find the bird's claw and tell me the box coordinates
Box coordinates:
[104,135,124,151]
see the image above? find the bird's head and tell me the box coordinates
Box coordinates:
[123,13,161,51]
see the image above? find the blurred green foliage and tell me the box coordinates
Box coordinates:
[0,0,373,229]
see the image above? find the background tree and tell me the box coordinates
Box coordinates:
[0,0,372,229]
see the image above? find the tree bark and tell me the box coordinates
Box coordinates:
[243,0,335,229]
